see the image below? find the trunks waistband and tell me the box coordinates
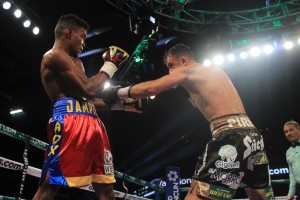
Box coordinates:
[52,97,98,118]
[209,113,255,136]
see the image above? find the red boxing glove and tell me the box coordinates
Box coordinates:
[100,46,129,78]
[102,46,129,67]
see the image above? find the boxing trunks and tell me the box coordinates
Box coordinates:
[39,97,115,187]
[185,113,270,200]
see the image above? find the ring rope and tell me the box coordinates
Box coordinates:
[180,179,290,192]
[0,195,25,200]
[0,156,151,200]
[0,123,162,199]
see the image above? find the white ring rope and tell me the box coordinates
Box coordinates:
[0,156,152,200]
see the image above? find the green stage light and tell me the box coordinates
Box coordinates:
[273,20,282,27]
[134,56,142,63]
[176,0,186,4]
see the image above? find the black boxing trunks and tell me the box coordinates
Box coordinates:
[185,113,270,200]
[39,97,115,187]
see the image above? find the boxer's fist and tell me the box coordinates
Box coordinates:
[99,46,129,78]
[102,46,129,67]
[101,86,120,105]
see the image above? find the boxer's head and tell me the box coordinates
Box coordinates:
[54,14,89,39]
[164,43,195,72]
[54,14,89,57]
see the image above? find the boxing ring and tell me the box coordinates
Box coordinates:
[0,123,291,200]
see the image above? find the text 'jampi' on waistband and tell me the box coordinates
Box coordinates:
[210,113,255,136]
[52,97,98,117]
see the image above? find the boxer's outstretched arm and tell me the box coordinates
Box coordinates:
[119,66,190,99]
[92,97,144,113]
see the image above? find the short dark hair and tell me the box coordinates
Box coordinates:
[164,43,195,65]
[284,120,300,130]
[54,14,89,38]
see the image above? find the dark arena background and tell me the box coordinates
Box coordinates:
[1,0,300,199]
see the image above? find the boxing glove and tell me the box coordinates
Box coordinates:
[99,46,129,78]
[101,85,121,106]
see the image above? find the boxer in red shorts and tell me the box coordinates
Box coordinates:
[33,14,130,200]
[41,97,115,187]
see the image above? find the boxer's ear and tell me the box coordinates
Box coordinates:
[180,56,188,65]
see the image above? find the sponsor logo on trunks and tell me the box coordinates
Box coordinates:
[208,184,236,200]
[253,152,269,164]
[208,168,244,189]
[66,100,97,115]
[247,151,269,171]
[48,122,62,156]
[104,150,114,175]
[216,145,240,169]
[226,117,253,128]
[243,134,264,159]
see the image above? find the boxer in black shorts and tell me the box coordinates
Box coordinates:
[189,113,270,199]
[102,43,272,199]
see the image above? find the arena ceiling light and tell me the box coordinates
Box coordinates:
[249,47,261,57]
[32,26,39,35]
[213,55,224,66]
[10,108,23,115]
[23,19,30,27]
[198,34,300,67]
[1,0,40,35]
[203,59,212,67]
[227,54,236,62]
[239,51,248,59]
[13,8,21,18]
[263,45,274,54]
[284,41,294,49]
[2,1,11,9]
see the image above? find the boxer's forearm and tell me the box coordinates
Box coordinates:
[118,82,157,99]
[118,75,181,99]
